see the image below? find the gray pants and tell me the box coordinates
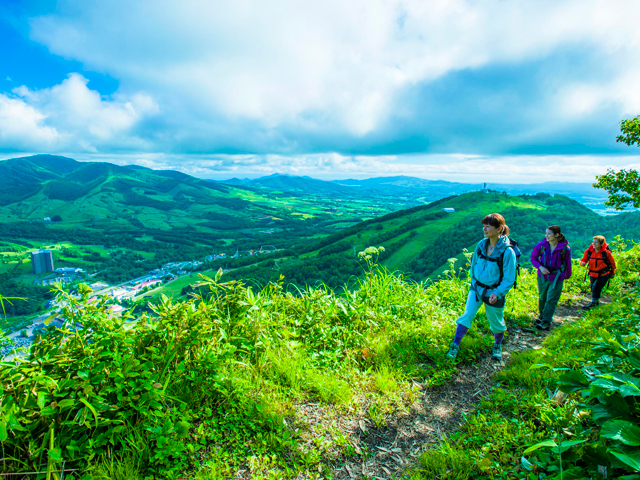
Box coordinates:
[538,276,564,323]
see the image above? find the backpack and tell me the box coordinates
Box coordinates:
[476,237,522,289]
[585,245,613,280]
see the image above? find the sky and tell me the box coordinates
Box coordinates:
[1,0,640,182]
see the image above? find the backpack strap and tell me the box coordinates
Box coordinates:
[476,238,518,290]
[475,239,503,289]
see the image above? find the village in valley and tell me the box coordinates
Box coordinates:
[0,243,282,358]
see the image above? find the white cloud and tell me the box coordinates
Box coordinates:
[0,94,60,150]
[26,0,640,139]
[3,74,158,152]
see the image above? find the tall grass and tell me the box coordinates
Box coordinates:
[0,248,584,478]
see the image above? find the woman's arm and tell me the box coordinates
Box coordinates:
[580,248,589,267]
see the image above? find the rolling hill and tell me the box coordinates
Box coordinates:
[211,190,640,293]
[0,155,403,239]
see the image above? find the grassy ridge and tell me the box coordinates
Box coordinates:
[0,242,589,479]
[1,241,639,478]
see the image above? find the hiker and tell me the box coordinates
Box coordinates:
[580,235,616,309]
[530,225,572,330]
[446,213,517,362]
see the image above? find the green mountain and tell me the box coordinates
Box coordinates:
[0,154,261,229]
[215,190,640,290]
[0,155,417,292]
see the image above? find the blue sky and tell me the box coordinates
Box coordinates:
[1,0,640,182]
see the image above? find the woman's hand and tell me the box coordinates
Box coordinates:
[489,294,498,304]
[540,267,550,275]
[580,261,586,267]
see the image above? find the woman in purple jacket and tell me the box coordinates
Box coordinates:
[530,225,572,330]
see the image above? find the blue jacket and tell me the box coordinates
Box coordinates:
[470,236,517,300]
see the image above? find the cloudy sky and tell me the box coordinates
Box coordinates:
[1,0,640,182]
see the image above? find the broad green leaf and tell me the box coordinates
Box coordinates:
[176,420,191,438]
[555,466,588,479]
[610,450,640,471]
[37,391,46,410]
[521,456,534,471]
[551,440,586,454]
[592,377,623,392]
[620,384,640,397]
[79,398,99,428]
[601,420,640,446]
[558,370,590,391]
[523,439,557,454]
[56,399,75,409]
[0,421,7,442]
[48,447,63,462]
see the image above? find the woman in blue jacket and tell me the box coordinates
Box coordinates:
[446,213,517,361]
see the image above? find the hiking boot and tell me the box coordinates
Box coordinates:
[491,344,502,361]
[446,342,460,360]
[582,300,599,310]
[535,320,551,331]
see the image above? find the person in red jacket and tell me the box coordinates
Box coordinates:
[580,235,616,309]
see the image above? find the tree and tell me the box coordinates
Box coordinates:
[616,115,640,147]
[594,115,640,210]
[51,215,63,222]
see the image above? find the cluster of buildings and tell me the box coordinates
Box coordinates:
[31,249,85,286]
[88,277,165,304]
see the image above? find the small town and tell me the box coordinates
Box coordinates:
[1,246,280,358]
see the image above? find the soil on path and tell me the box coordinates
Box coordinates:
[324,298,598,480]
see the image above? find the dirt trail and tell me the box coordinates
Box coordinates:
[327,297,597,480]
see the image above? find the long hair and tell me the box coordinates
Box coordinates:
[547,225,566,243]
[482,213,510,236]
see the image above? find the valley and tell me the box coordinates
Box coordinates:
[2,154,640,479]
[2,154,640,335]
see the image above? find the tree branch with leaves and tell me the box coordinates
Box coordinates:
[594,115,640,210]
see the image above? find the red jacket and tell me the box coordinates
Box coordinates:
[581,242,616,278]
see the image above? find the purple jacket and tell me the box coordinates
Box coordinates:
[530,239,572,281]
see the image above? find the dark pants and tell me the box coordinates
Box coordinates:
[538,276,564,323]
[589,274,611,301]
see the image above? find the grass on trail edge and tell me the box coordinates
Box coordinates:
[411,242,640,480]
[0,242,638,479]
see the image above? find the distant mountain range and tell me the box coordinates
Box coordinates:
[221,173,359,196]
[219,173,607,201]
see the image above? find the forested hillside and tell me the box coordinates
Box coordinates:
[216,191,640,291]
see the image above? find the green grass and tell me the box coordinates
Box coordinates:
[1,247,589,478]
